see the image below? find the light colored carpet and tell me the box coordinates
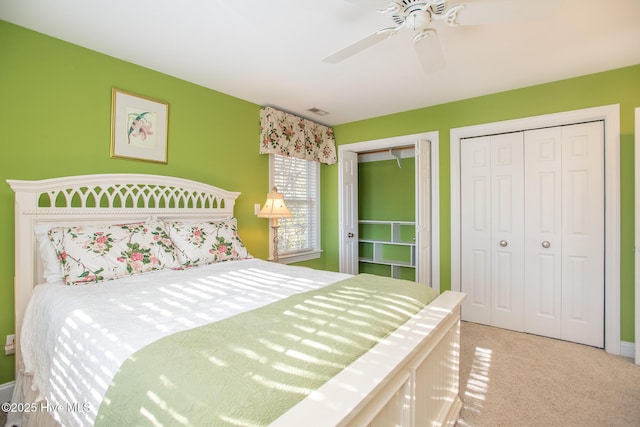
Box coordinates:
[457,321,640,427]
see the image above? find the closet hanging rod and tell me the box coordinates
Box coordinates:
[360,145,414,155]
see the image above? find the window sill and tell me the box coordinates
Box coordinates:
[270,250,322,264]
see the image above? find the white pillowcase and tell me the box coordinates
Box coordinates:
[34,224,64,283]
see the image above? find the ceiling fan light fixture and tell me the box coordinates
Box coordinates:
[405,9,432,31]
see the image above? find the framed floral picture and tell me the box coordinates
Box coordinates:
[110,89,169,164]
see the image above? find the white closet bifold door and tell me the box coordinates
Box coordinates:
[523,126,564,339]
[461,121,604,347]
[460,132,524,330]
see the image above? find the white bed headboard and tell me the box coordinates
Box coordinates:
[7,173,240,371]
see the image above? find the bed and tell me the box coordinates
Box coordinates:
[5,174,465,427]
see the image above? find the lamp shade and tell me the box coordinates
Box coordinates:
[257,187,292,219]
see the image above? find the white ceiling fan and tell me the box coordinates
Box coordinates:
[323,0,545,73]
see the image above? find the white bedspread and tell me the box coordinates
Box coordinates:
[19,259,351,426]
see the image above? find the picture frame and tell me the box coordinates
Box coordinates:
[110,88,169,164]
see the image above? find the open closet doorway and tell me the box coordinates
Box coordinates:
[338,131,440,291]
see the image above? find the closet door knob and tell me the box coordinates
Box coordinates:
[542,241,551,248]
[499,240,508,247]
[347,232,354,238]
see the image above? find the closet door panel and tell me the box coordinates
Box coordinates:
[560,121,604,347]
[524,127,562,339]
[461,137,492,324]
[536,253,558,316]
[490,133,524,330]
[340,150,359,274]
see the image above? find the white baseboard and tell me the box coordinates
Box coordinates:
[620,341,635,359]
[0,381,15,403]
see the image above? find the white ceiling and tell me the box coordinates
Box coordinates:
[1,0,639,126]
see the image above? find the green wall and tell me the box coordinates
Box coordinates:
[0,20,270,384]
[1,19,638,385]
[328,64,640,343]
[359,158,415,221]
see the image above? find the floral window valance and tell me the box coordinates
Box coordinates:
[259,106,337,165]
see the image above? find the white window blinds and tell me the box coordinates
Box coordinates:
[271,154,320,260]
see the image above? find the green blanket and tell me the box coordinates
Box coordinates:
[95,273,438,427]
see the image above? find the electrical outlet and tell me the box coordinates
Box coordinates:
[4,334,15,355]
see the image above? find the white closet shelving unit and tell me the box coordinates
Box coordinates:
[358,220,416,278]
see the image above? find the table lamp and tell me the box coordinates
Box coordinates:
[257,187,292,262]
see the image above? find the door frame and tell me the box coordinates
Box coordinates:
[450,104,621,355]
[338,131,440,291]
[635,107,639,364]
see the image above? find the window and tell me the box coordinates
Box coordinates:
[269,154,321,262]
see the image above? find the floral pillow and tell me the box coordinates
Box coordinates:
[47,219,180,285]
[167,217,251,267]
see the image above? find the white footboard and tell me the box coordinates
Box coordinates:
[272,290,466,427]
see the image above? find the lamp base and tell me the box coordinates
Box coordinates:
[271,222,280,263]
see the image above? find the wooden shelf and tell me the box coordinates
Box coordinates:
[358,220,415,279]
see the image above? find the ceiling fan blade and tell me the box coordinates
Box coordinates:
[322,28,396,64]
[455,0,548,25]
[414,31,446,73]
